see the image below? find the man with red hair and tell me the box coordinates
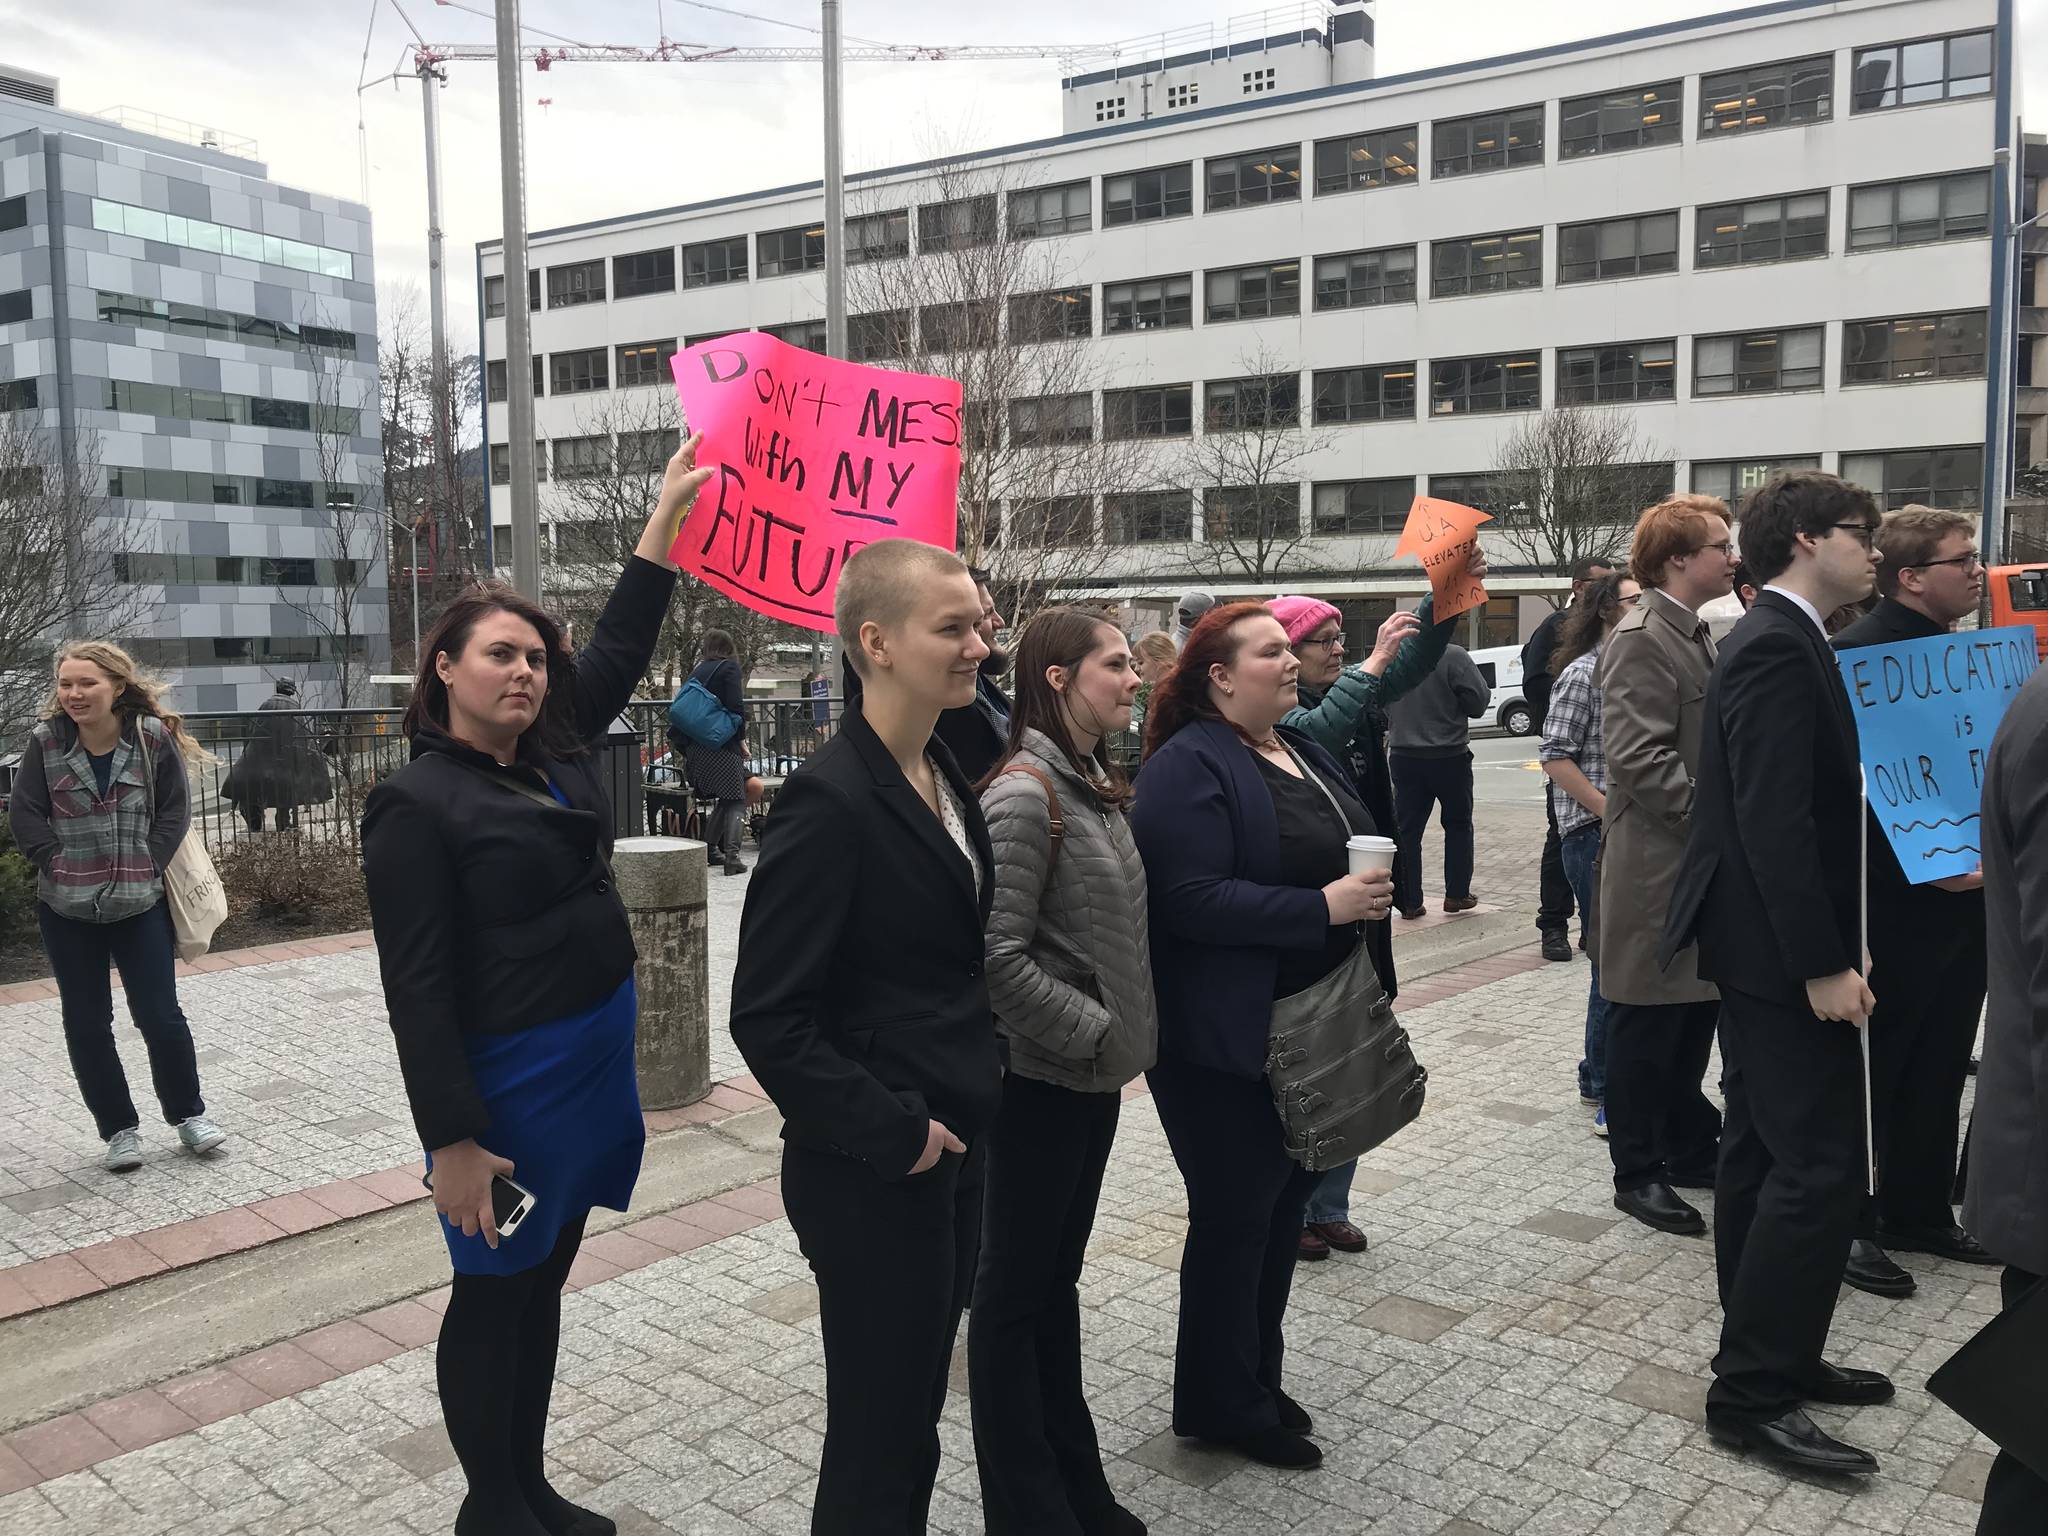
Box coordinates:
[1597,495,1736,1237]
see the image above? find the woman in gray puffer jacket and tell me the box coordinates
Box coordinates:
[970,607,1157,1536]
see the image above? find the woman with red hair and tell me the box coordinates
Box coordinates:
[1130,603,1394,1471]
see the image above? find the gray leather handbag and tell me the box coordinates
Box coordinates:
[1264,748,1429,1171]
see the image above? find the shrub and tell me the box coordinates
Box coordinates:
[0,820,34,945]
[214,830,370,930]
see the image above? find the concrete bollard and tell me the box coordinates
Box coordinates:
[612,835,711,1110]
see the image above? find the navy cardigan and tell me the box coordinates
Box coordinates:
[1131,717,1392,1080]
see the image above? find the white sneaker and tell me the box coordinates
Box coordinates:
[176,1115,228,1155]
[104,1127,144,1172]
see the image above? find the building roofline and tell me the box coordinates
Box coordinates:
[476,0,1874,255]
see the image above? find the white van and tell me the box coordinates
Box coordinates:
[1467,644,1534,735]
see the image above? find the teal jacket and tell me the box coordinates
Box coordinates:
[1282,593,1457,762]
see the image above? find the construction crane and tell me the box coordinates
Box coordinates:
[360,0,1108,598]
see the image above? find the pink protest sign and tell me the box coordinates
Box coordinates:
[667,332,963,631]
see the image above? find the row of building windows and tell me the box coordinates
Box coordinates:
[484,26,1995,313]
[492,315,1984,481]
[484,172,1992,402]
[0,290,28,325]
[111,552,366,588]
[488,428,680,484]
[104,466,356,509]
[0,195,24,233]
[695,445,1974,557]
[89,199,356,282]
[93,291,358,356]
[125,635,369,670]
[0,378,36,411]
[100,380,360,437]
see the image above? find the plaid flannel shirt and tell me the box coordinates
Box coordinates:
[1537,645,1606,838]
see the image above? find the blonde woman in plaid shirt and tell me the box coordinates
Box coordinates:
[1538,573,1640,1137]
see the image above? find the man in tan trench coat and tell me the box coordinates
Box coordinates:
[1597,496,1737,1236]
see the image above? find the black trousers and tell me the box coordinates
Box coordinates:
[1147,1057,1318,1439]
[1389,750,1475,912]
[1708,987,1865,1426]
[37,900,204,1141]
[782,1139,983,1536]
[1538,793,1574,932]
[1602,999,1722,1193]
[1977,1267,2048,1535]
[969,1075,1121,1536]
[1860,930,1984,1238]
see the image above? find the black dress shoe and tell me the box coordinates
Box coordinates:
[1708,1408,1878,1476]
[1197,1425,1322,1469]
[1803,1360,1896,1407]
[1878,1223,1998,1265]
[1843,1239,1917,1298]
[1614,1182,1705,1236]
[1540,929,1573,962]
[1274,1389,1313,1435]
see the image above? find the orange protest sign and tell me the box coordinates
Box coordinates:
[1395,496,1492,622]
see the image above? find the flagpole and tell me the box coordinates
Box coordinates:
[1859,770,1877,1198]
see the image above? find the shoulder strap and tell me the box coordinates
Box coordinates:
[444,753,616,878]
[999,763,1064,872]
[1281,739,1354,837]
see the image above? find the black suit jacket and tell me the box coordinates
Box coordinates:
[1662,590,1864,1006]
[729,707,1004,1179]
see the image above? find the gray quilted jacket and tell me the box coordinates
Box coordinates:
[981,730,1158,1093]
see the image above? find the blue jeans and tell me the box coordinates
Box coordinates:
[1559,822,1610,1102]
[1304,1160,1355,1225]
[37,900,204,1141]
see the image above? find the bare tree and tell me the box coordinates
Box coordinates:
[274,312,384,706]
[1487,406,1670,577]
[1168,347,1326,583]
[546,388,801,692]
[843,160,1160,619]
[0,415,144,740]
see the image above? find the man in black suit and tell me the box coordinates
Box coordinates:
[733,540,1007,1535]
[1831,508,1995,1300]
[1662,471,1889,1477]
[841,564,1013,784]
[1523,555,1617,960]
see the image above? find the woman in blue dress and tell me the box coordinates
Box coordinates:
[363,438,711,1536]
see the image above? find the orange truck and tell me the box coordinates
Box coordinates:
[1988,564,2048,661]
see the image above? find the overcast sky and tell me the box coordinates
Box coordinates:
[8,0,2047,339]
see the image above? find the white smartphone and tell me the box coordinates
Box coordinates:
[422,1170,538,1240]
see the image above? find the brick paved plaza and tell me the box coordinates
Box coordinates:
[0,803,2003,1535]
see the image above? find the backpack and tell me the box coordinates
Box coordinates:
[669,677,742,749]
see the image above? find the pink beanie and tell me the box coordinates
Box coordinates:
[1268,595,1342,649]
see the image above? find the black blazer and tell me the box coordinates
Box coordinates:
[729,706,1004,1179]
[1662,590,1864,1005]
[1131,718,1390,1079]
[362,555,676,1150]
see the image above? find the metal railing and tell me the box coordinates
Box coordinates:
[177,697,857,856]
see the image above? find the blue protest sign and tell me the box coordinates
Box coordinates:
[1836,626,2040,883]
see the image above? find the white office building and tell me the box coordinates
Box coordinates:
[479,0,2023,650]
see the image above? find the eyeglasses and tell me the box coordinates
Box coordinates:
[1694,540,1734,558]
[1297,635,1344,652]
[1908,551,1983,572]
[1617,592,1643,606]
[1830,522,1881,549]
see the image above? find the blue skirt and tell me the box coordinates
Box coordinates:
[427,975,645,1276]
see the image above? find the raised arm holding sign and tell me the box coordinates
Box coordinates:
[667,332,964,631]
[1395,497,1492,622]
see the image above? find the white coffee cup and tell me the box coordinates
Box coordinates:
[1347,835,1397,876]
